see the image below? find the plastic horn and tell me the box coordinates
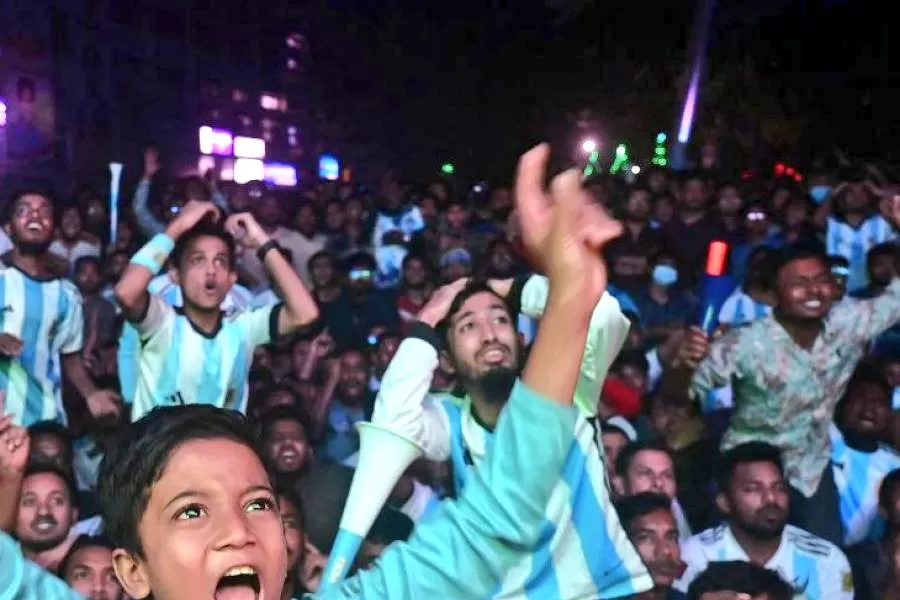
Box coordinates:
[699,240,729,334]
[108,163,124,244]
[319,422,424,589]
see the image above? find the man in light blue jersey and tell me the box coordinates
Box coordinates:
[675,442,853,600]
[831,363,900,545]
[370,146,653,600]
[114,201,320,420]
[0,190,120,426]
[117,258,256,404]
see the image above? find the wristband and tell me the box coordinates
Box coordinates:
[256,239,281,263]
[130,233,175,275]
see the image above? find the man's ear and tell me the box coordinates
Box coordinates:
[169,267,181,286]
[714,491,730,517]
[112,548,151,600]
[439,350,456,375]
[612,475,625,497]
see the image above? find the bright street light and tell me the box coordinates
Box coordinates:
[631,165,641,175]
[581,139,598,154]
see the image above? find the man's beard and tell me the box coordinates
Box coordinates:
[14,238,52,255]
[22,517,67,552]
[466,366,519,405]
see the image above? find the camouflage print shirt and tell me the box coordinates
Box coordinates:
[691,280,900,497]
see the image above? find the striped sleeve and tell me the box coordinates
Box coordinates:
[314,380,579,600]
[57,284,84,355]
[0,530,83,600]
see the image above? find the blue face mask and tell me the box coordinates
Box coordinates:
[810,185,832,204]
[652,264,678,287]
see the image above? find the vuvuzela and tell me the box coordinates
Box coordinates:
[319,422,424,589]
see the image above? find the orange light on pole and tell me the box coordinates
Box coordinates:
[705,241,728,276]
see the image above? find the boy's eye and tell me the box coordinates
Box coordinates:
[176,504,206,520]
[247,497,276,512]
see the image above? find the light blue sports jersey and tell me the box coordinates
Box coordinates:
[830,425,900,546]
[372,275,654,600]
[717,286,772,327]
[0,267,83,426]
[117,275,255,403]
[826,214,895,292]
[129,294,279,420]
[0,530,83,600]
[676,524,854,600]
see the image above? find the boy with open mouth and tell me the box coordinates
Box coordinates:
[0,144,622,600]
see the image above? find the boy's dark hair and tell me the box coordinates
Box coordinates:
[715,441,784,493]
[686,560,795,600]
[4,187,56,224]
[23,463,78,502]
[438,277,513,346]
[344,251,377,272]
[27,419,73,450]
[614,440,673,478]
[97,405,270,556]
[879,469,900,514]
[58,534,117,578]
[868,241,900,266]
[614,492,672,531]
[171,220,236,271]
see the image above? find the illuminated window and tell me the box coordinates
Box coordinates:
[286,33,307,51]
[232,89,247,102]
[264,162,298,187]
[287,125,298,135]
[286,58,299,70]
[198,126,234,156]
[234,136,266,159]
[0,99,6,127]
[234,158,264,184]
[260,93,287,112]
[197,155,216,174]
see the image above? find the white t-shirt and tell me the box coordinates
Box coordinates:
[676,524,853,600]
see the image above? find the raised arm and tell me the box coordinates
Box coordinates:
[312,144,622,600]
[115,201,220,323]
[370,279,472,462]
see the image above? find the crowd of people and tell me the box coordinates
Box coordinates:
[0,139,899,600]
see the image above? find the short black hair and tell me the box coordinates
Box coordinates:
[170,220,236,271]
[879,469,900,513]
[438,277,511,345]
[23,463,77,503]
[614,492,672,531]
[715,441,784,493]
[344,251,376,272]
[771,244,828,283]
[614,440,673,478]
[74,255,102,274]
[27,420,73,450]
[868,242,899,266]
[97,405,270,556]
[686,561,795,600]
[258,405,311,442]
[835,361,892,425]
[4,187,56,224]
[58,534,116,578]
[611,349,650,377]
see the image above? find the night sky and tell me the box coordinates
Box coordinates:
[203,0,893,180]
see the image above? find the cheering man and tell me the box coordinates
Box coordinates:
[114,201,319,419]
[0,190,120,426]
[371,146,653,599]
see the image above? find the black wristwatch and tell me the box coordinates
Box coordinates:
[256,239,281,262]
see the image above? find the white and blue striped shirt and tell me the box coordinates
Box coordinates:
[0,267,83,426]
[717,287,772,327]
[830,425,900,546]
[373,276,654,600]
[676,524,853,600]
[129,294,280,421]
[118,275,255,403]
[826,214,895,292]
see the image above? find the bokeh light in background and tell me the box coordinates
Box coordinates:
[441,162,455,175]
[0,99,6,127]
[581,139,597,154]
[319,154,340,180]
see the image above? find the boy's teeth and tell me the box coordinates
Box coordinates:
[224,566,256,577]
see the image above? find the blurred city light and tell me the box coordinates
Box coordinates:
[581,139,597,154]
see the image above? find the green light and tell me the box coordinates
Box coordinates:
[655,147,665,155]
[659,158,667,166]
[616,144,626,156]
[656,132,667,144]
[441,162,455,175]
[588,150,600,163]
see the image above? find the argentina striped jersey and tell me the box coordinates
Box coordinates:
[830,424,900,546]
[117,274,255,403]
[826,214,895,292]
[717,287,772,327]
[129,294,280,421]
[372,275,654,599]
[676,524,853,599]
[0,267,83,426]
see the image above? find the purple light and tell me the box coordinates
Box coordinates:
[264,162,298,187]
[677,67,701,144]
[199,126,234,156]
[0,99,6,127]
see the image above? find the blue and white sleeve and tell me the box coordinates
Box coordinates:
[0,530,83,600]
[313,379,578,600]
